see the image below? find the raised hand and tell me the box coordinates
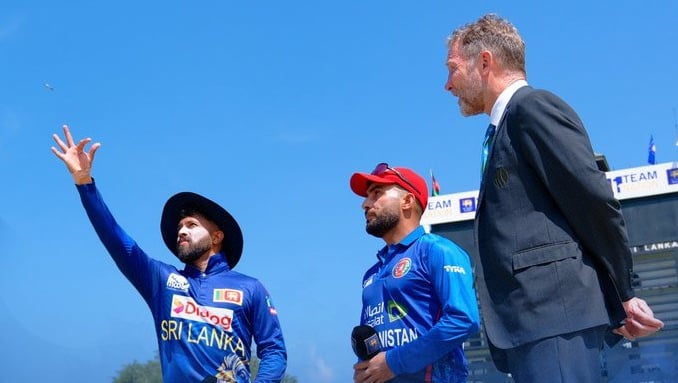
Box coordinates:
[51,125,100,185]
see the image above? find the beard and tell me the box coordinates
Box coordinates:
[176,236,212,264]
[366,209,400,238]
[457,67,485,117]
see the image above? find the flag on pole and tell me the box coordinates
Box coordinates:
[648,135,656,164]
[430,170,440,196]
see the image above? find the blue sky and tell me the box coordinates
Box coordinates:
[1,1,677,382]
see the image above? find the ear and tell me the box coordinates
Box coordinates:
[480,50,492,72]
[401,193,417,210]
[212,230,224,245]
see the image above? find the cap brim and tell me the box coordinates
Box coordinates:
[350,172,397,197]
[161,192,243,269]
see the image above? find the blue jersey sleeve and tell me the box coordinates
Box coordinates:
[250,281,287,383]
[386,235,480,375]
[77,182,162,305]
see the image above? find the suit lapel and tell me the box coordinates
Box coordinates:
[476,86,531,211]
[477,116,506,210]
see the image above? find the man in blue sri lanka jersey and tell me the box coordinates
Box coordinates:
[51,125,287,383]
[350,163,480,383]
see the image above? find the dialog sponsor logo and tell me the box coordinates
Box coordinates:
[171,295,234,330]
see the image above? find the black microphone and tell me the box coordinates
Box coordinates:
[351,325,382,360]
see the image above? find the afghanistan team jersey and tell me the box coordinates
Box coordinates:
[78,183,287,383]
[361,226,480,383]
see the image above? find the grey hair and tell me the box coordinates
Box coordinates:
[447,13,526,74]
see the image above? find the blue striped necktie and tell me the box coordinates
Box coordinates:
[481,123,496,174]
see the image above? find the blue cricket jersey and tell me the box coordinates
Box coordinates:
[78,182,287,383]
[361,226,480,382]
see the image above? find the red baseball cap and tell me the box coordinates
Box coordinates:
[350,163,429,210]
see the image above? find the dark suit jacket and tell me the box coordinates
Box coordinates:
[474,86,634,367]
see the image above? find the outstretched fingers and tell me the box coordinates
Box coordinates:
[63,124,75,146]
[52,134,63,150]
[88,142,101,165]
[51,124,75,151]
[51,125,97,156]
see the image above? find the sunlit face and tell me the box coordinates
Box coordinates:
[362,184,403,238]
[445,42,485,117]
[175,214,217,264]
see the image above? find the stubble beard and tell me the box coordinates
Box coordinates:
[176,236,212,264]
[458,67,485,117]
[366,210,400,238]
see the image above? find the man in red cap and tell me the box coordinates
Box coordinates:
[350,163,480,383]
[51,125,287,383]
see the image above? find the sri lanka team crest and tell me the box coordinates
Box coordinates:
[213,289,243,305]
[668,168,678,185]
[392,258,412,278]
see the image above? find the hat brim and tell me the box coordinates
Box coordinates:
[161,192,243,269]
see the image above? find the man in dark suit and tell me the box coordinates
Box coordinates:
[444,14,664,382]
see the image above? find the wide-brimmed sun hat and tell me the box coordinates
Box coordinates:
[161,192,243,269]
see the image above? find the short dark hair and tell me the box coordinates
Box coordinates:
[179,204,217,227]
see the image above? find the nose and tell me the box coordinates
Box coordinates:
[361,198,372,211]
[445,75,454,92]
[177,225,189,238]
